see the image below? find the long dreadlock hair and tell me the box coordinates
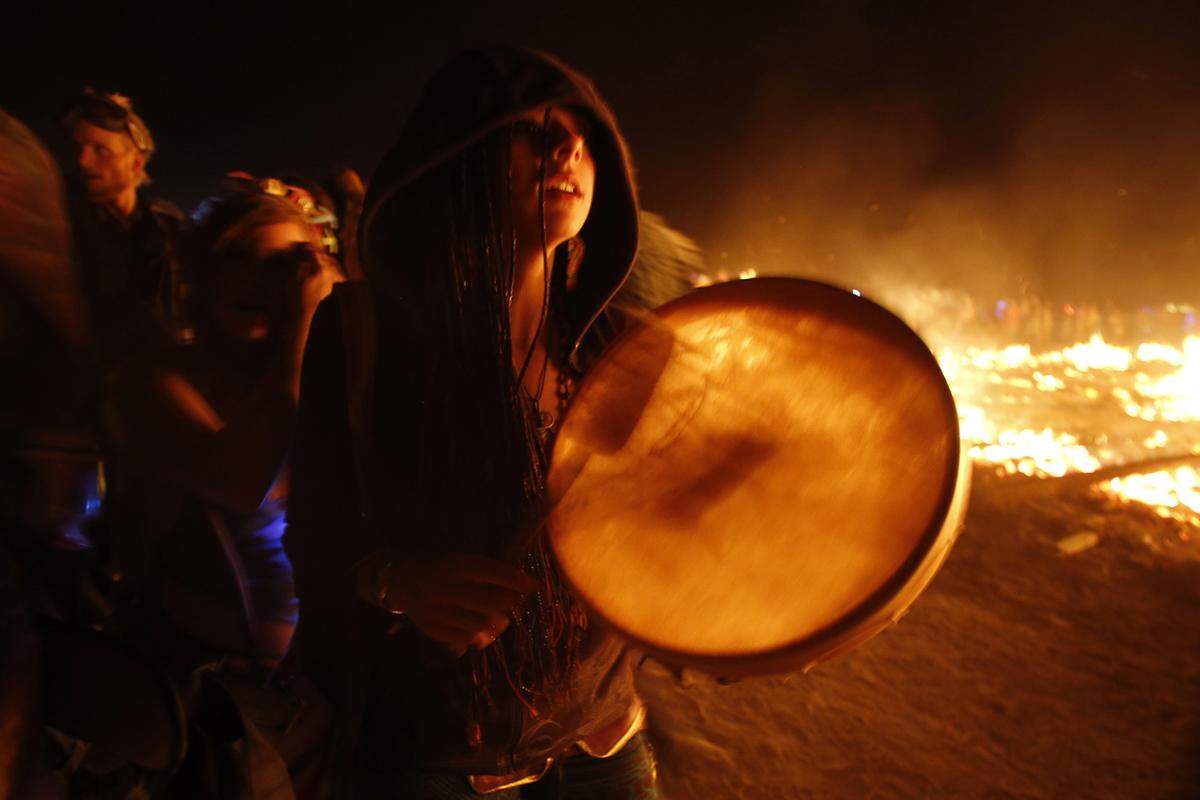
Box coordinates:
[368,116,588,736]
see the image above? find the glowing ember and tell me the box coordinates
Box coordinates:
[1058,334,1133,372]
[957,405,989,443]
[690,269,759,288]
[1135,342,1185,366]
[1099,467,1200,527]
[1126,337,1200,423]
[1143,430,1169,450]
[1033,372,1065,392]
[967,425,1101,478]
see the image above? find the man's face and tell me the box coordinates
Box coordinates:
[69,120,144,202]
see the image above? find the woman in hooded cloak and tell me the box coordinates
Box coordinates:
[285,48,660,798]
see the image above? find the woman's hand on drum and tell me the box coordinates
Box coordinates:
[369,554,538,656]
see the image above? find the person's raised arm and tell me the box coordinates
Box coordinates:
[114,249,339,513]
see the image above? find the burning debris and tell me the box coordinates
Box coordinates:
[1099,467,1200,528]
[938,330,1200,526]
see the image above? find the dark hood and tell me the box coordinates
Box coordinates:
[360,47,640,368]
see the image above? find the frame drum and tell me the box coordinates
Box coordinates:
[547,278,969,677]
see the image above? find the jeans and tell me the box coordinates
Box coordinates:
[360,731,661,799]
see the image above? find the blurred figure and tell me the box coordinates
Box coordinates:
[1057,302,1076,344]
[561,210,705,371]
[0,107,100,798]
[59,89,187,362]
[613,211,702,310]
[1032,296,1055,348]
[110,178,342,671]
[1081,302,1102,341]
[1101,301,1124,343]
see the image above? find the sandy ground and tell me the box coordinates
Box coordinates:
[636,468,1200,799]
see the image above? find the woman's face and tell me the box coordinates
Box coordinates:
[509,106,596,252]
[209,221,314,343]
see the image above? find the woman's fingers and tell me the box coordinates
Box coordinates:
[440,554,538,594]
[430,581,525,617]
[415,612,510,654]
[417,605,491,634]
[467,614,512,651]
[415,596,513,633]
[409,604,513,652]
[394,554,538,654]
[414,619,475,654]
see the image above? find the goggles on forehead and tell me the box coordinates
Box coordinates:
[70,88,155,153]
[225,171,341,255]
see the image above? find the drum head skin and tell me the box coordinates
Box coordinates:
[548,278,966,676]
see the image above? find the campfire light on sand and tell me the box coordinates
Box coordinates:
[1099,467,1200,527]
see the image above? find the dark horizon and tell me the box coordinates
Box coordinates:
[10,2,1200,305]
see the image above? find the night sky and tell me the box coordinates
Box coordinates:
[9,2,1200,304]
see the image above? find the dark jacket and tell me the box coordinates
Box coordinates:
[68,189,184,364]
[285,47,641,780]
[0,110,101,552]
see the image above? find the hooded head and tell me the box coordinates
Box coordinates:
[361,46,639,366]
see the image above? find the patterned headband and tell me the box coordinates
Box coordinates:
[225,171,340,254]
